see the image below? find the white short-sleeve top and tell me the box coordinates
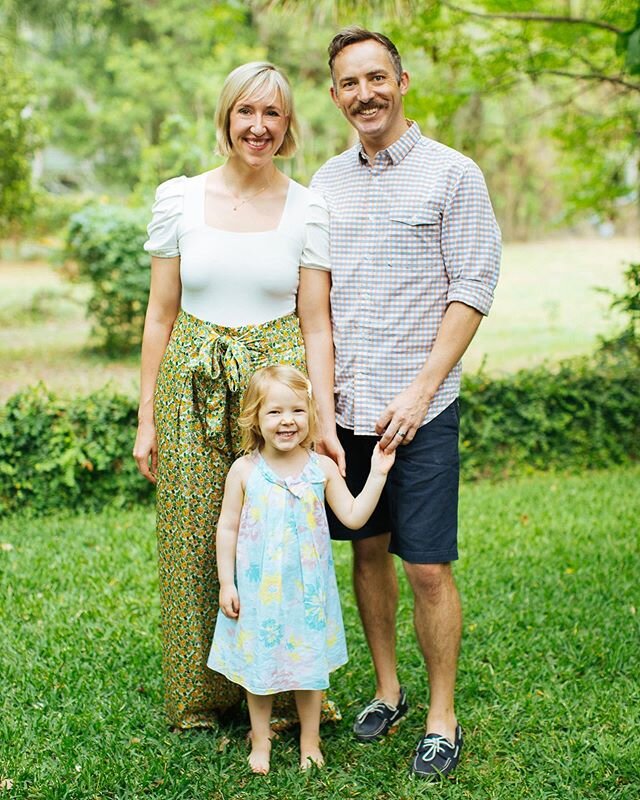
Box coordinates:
[143,173,330,327]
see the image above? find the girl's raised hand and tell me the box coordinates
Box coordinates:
[220,585,240,619]
[371,442,396,475]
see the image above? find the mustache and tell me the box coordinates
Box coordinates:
[351,102,385,114]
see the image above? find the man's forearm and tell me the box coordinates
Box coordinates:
[415,301,483,401]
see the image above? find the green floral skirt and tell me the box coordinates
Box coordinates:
[155,310,313,728]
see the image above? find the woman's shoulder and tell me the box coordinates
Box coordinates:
[153,174,188,201]
[287,179,327,211]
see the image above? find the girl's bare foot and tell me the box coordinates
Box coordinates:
[300,738,324,770]
[248,732,273,775]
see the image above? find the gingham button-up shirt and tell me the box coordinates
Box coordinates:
[311,122,501,435]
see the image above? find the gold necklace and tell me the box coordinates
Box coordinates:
[224,173,272,212]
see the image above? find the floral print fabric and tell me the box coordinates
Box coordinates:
[208,451,348,695]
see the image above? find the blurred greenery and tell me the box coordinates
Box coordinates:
[1,0,638,240]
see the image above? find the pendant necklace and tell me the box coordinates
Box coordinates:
[224,172,272,212]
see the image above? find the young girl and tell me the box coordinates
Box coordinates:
[207,365,395,774]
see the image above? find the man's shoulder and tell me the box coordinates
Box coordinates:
[416,135,476,172]
[312,145,360,185]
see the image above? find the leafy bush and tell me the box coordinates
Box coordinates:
[0,385,152,517]
[1,350,638,517]
[598,261,640,356]
[66,204,149,355]
[460,351,640,478]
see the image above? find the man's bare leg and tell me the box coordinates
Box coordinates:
[403,561,461,743]
[353,533,401,705]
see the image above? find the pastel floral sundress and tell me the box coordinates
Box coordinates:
[208,451,347,695]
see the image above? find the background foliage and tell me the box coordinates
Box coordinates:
[0,384,152,517]
[65,205,149,354]
[2,348,637,518]
[0,44,41,236]
[1,0,638,240]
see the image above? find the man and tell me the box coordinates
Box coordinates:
[311,26,500,779]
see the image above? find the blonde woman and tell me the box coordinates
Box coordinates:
[133,62,343,729]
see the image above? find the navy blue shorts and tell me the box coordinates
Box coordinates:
[327,400,460,564]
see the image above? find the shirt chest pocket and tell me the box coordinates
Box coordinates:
[386,209,441,270]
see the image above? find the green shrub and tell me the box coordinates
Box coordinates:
[1,351,638,517]
[460,351,640,478]
[65,204,149,355]
[598,261,640,356]
[0,384,152,517]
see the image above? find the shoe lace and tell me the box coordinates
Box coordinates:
[356,698,394,723]
[418,734,451,762]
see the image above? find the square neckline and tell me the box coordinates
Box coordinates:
[200,172,293,235]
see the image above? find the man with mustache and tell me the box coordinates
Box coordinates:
[311,26,500,779]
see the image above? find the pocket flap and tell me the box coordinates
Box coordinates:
[389,209,440,226]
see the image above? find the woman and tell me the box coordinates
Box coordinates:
[133,61,343,729]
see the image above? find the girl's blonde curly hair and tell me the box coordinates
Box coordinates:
[238,365,318,453]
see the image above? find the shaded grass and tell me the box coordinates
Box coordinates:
[1,466,639,798]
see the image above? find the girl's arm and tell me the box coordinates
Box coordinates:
[297,267,346,476]
[133,256,181,483]
[216,459,247,619]
[322,444,395,530]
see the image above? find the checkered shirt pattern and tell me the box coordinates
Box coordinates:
[311,122,501,435]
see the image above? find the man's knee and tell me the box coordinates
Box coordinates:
[353,534,392,574]
[403,561,453,602]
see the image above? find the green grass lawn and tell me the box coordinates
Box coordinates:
[2,466,639,799]
[0,235,637,401]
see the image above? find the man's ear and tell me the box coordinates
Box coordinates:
[400,71,410,96]
[330,84,340,109]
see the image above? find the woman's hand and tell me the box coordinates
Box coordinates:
[133,418,158,483]
[316,429,347,477]
[220,584,240,619]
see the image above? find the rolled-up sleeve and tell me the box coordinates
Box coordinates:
[143,175,187,258]
[300,190,331,271]
[442,162,501,316]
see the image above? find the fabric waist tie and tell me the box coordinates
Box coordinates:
[172,310,306,448]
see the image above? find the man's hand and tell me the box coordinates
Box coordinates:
[375,380,432,453]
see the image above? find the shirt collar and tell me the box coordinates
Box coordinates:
[357,120,422,166]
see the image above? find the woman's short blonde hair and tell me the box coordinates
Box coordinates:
[238,365,317,453]
[215,61,298,158]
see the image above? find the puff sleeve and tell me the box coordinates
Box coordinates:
[143,176,187,258]
[300,190,330,271]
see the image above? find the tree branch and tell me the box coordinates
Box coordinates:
[440,2,625,35]
[528,69,640,93]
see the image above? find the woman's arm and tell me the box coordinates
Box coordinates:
[216,460,247,619]
[297,267,346,476]
[132,256,181,482]
[322,445,395,529]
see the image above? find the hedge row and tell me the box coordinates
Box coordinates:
[0,385,153,517]
[460,352,639,477]
[1,352,638,517]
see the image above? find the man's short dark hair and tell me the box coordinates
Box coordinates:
[328,26,403,85]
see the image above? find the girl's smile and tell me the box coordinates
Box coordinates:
[258,382,310,455]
